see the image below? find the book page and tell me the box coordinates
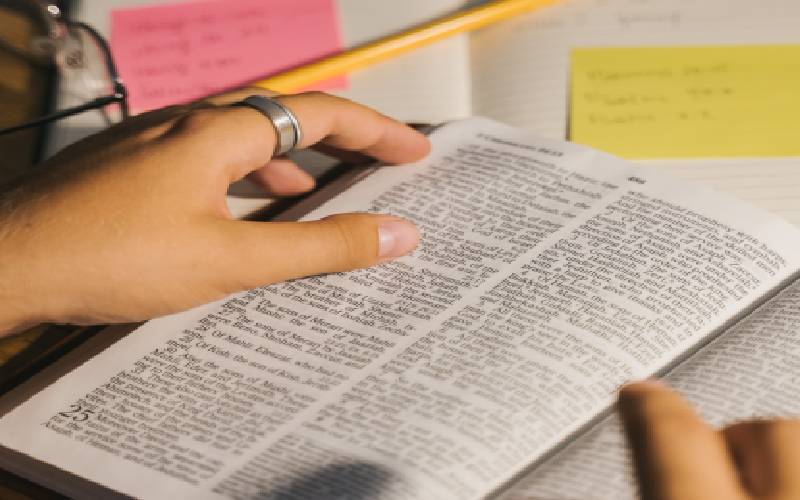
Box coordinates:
[645,158,800,227]
[1,118,800,500]
[469,0,800,225]
[498,276,800,500]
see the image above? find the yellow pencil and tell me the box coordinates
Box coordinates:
[253,0,558,93]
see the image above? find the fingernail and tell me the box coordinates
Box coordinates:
[378,219,419,259]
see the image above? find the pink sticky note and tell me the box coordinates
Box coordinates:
[111,0,345,112]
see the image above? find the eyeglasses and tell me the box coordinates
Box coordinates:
[0,0,129,137]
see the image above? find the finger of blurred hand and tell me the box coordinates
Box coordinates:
[618,381,749,500]
[208,213,419,291]
[724,420,800,500]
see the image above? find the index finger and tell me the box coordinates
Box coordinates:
[277,92,431,164]
[618,381,749,500]
[203,89,430,164]
[156,91,430,187]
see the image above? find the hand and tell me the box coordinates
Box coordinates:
[0,90,430,336]
[619,381,800,500]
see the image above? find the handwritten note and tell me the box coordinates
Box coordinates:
[111,0,345,112]
[569,45,800,158]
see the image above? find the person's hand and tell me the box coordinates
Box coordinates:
[0,90,430,336]
[619,381,800,500]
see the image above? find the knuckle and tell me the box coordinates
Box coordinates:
[166,109,217,136]
[176,105,236,132]
[322,214,376,269]
[124,105,195,142]
[180,108,222,128]
[165,108,238,144]
[295,90,328,100]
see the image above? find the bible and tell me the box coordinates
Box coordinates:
[1,117,799,499]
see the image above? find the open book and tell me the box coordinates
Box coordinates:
[2,118,800,499]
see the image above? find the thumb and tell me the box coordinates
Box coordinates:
[212,213,419,290]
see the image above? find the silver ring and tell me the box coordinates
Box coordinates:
[234,95,302,156]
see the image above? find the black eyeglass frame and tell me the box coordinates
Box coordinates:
[0,14,130,136]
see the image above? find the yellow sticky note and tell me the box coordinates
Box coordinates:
[569,45,800,158]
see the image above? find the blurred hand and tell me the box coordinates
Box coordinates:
[619,381,800,500]
[0,90,430,335]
